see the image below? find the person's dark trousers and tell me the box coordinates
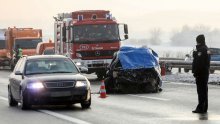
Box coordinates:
[195,74,209,112]
[15,56,19,63]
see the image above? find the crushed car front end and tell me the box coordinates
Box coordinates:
[105,46,162,93]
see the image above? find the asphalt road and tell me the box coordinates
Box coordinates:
[0,70,220,124]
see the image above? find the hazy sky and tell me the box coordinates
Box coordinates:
[1,0,220,41]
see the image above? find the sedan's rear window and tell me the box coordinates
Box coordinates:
[25,58,79,75]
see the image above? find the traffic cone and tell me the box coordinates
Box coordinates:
[99,80,107,98]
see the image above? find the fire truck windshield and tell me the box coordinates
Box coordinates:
[0,40,6,49]
[73,24,120,43]
[14,38,42,49]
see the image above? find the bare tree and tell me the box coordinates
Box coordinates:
[170,25,214,46]
[149,28,162,45]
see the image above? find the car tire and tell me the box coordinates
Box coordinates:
[152,77,162,93]
[65,104,73,108]
[104,77,114,93]
[81,95,91,109]
[8,86,18,106]
[20,90,31,110]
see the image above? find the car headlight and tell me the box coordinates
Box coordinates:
[27,82,44,89]
[76,62,82,66]
[76,62,85,66]
[75,81,87,87]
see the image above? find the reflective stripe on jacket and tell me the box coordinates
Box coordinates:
[18,48,22,57]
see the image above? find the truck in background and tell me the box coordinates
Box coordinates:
[36,39,54,55]
[5,27,43,69]
[54,10,128,79]
[0,29,8,67]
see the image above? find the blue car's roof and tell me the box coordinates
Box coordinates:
[118,46,159,69]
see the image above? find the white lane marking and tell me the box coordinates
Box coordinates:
[0,96,8,101]
[39,110,92,124]
[128,94,170,101]
[166,82,219,88]
[0,96,91,124]
[166,82,195,86]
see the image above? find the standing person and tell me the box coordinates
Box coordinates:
[14,44,22,62]
[192,34,210,114]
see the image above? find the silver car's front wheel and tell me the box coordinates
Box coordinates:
[8,86,18,106]
[81,93,91,109]
[20,90,31,110]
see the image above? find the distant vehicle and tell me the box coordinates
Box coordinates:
[104,46,162,93]
[42,48,55,55]
[184,47,220,73]
[0,29,8,67]
[54,10,128,79]
[8,55,91,110]
[5,27,43,70]
[36,40,54,55]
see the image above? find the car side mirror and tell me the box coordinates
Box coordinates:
[15,71,22,75]
[124,24,128,34]
[79,67,88,73]
[124,34,128,39]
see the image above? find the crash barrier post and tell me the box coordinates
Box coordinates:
[100,80,107,98]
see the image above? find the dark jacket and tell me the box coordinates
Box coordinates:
[192,45,210,76]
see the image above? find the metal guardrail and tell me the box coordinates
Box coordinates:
[159,58,184,61]
[159,58,220,72]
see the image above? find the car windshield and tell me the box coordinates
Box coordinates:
[43,49,54,55]
[0,40,6,49]
[72,24,120,43]
[25,58,79,75]
[15,38,42,49]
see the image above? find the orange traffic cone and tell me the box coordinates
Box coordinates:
[99,80,107,98]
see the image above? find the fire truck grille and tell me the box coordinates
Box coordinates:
[77,50,117,58]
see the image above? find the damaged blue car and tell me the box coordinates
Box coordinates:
[104,46,162,93]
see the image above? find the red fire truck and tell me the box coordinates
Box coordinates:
[54,10,128,79]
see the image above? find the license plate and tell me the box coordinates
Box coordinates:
[92,61,104,64]
[50,91,71,97]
